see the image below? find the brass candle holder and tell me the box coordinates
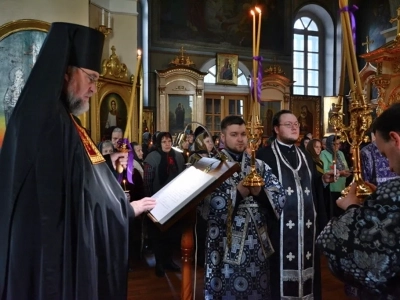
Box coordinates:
[334,0,374,201]
[243,5,263,187]
[329,93,373,200]
[243,116,264,187]
[97,25,112,38]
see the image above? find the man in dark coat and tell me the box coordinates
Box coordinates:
[0,23,155,299]
[317,103,400,299]
[257,110,333,299]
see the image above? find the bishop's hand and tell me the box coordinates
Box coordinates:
[131,197,157,217]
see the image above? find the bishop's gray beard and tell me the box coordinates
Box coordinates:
[67,92,89,116]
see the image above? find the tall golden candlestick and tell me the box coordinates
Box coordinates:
[243,6,264,187]
[328,0,373,200]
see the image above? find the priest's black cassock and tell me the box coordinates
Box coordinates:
[0,23,133,299]
[257,140,327,300]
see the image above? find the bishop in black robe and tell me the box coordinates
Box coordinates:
[0,23,151,299]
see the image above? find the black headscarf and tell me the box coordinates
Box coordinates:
[98,140,113,155]
[299,136,310,152]
[130,142,143,166]
[155,132,179,186]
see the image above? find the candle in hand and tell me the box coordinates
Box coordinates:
[332,161,337,181]
[123,179,127,191]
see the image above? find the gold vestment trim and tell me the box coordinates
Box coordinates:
[71,115,105,165]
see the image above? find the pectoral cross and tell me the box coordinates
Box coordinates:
[362,36,374,54]
[390,7,400,41]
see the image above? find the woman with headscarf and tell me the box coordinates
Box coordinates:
[125,142,147,268]
[306,138,331,217]
[188,130,215,166]
[143,132,185,277]
[97,140,114,155]
[320,135,351,218]
[124,142,145,201]
[299,136,310,153]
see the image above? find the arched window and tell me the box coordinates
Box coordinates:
[293,5,337,97]
[293,16,320,95]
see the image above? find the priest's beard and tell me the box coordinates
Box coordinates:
[67,92,89,116]
[279,136,297,145]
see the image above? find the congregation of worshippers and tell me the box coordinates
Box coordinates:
[2,1,400,299]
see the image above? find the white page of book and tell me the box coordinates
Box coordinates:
[150,166,215,224]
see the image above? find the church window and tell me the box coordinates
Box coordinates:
[293,17,320,96]
[204,64,248,135]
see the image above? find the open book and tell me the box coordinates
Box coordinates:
[149,166,215,225]
[147,157,240,230]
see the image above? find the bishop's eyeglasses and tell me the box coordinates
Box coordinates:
[279,122,300,129]
[79,68,98,85]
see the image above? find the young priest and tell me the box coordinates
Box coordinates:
[199,115,285,299]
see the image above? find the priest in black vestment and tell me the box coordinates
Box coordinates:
[257,110,334,299]
[0,23,155,300]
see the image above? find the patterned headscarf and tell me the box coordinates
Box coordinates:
[326,134,346,171]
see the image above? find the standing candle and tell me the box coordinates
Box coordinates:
[125,50,142,141]
[101,9,105,26]
[251,10,256,58]
[108,12,111,28]
[251,10,256,112]
[250,10,256,133]
[333,162,337,181]
[255,6,262,117]
[255,6,262,56]
[333,131,338,180]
